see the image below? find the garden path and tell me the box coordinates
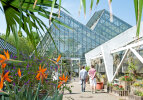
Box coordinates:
[63,78,127,100]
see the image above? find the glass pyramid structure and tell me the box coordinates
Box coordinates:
[37,9,132,64]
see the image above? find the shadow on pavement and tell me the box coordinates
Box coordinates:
[64,93,80,95]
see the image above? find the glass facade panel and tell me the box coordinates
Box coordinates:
[37,10,132,64]
[90,10,132,41]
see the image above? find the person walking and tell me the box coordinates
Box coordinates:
[79,66,87,92]
[88,65,96,93]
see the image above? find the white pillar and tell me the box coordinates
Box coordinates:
[101,45,113,82]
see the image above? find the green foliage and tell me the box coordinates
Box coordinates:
[0,34,36,56]
[128,58,137,73]
[0,0,71,56]
[133,81,143,87]
[62,85,73,94]
[112,84,124,90]
[134,0,143,36]
[0,80,63,100]
[0,52,63,100]
[96,72,102,82]
[85,66,90,71]
[107,82,113,87]
[119,74,134,81]
[134,90,143,96]
[27,31,40,46]
[127,58,139,79]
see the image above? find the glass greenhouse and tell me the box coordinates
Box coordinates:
[37,9,131,67]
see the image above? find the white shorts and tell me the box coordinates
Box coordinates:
[90,78,96,86]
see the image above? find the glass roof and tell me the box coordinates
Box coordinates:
[37,10,132,64]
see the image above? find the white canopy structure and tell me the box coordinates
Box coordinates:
[85,22,143,82]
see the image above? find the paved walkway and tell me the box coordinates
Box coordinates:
[63,79,127,100]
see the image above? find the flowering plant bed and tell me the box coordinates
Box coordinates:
[119,75,134,91]
[110,84,129,96]
[119,75,134,82]
[131,81,143,92]
[120,80,134,91]
[0,50,71,100]
[111,90,129,96]
[128,95,143,100]
[112,84,124,91]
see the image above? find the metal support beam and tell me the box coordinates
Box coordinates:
[111,49,129,82]
[111,40,143,54]
[130,48,143,64]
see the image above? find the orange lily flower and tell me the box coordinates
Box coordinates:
[58,74,68,89]
[0,50,10,64]
[0,77,3,90]
[18,68,21,77]
[3,71,12,82]
[36,65,47,81]
[1,63,6,69]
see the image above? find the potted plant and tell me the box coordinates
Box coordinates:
[107,82,113,93]
[95,72,103,90]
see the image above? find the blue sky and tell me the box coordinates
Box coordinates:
[0,0,140,34]
[62,0,137,26]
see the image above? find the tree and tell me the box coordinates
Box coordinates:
[0,34,35,56]
[0,0,70,56]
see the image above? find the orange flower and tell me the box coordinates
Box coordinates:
[56,55,61,63]
[4,50,10,60]
[1,63,6,69]
[51,55,61,64]
[3,71,12,82]
[0,50,10,64]
[57,81,63,89]
[18,68,21,77]
[58,74,68,89]
[36,65,47,81]
[59,74,68,83]
[0,77,4,90]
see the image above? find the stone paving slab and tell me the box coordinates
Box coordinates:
[63,81,128,100]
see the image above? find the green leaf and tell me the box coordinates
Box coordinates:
[57,93,63,100]
[96,0,100,5]
[79,0,82,15]
[34,77,41,100]
[136,0,143,36]
[47,30,58,51]
[58,0,61,17]
[50,0,56,21]
[90,0,94,10]
[134,0,138,22]
[82,0,86,16]
[0,91,9,96]
[52,19,73,30]
[11,25,19,56]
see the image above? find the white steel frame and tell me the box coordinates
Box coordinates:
[85,22,143,82]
